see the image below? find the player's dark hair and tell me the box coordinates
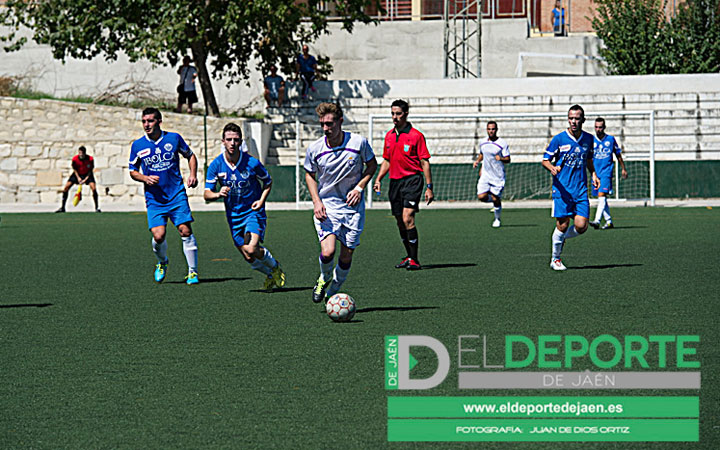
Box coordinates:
[142,107,162,121]
[487,121,498,128]
[595,117,606,126]
[78,145,86,152]
[391,99,409,113]
[568,104,585,117]
[316,102,343,120]
[222,122,243,140]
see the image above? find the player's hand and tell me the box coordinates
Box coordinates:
[313,201,327,221]
[425,188,434,205]
[592,173,601,189]
[218,186,230,198]
[145,175,160,185]
[473,160,479,168]
[549,166,561,176]
[373,181,381,193]
[622,168,628,179]
[186,175,198,188]
[251,200,263,211]
[346,189,362,207]
[495,154,501,161]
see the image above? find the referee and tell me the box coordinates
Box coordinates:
[56,145,100,213]
[373,99,434,270]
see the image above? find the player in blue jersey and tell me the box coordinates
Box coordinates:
[541,105,600,271]
[590,118,628,230]
[129,107,199,284]
[204,123,285,291]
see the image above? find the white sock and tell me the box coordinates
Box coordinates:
[565,225,580,239]
[319,256,334,283]
[260,248,278,269]
[327,263,351,297]
[594,197,606,223]
[552,228,565,259]
[602,200,612,222]
[494,206,502,221]
[152,238,168,263]
[250,259,272,275]
[181,234,198,274]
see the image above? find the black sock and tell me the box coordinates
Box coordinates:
[93,190,99,209]
[398,227,410,257]
[406,227,419,261]
[61,191,68,208]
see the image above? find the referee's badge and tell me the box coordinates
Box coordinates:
[403,144,410,152]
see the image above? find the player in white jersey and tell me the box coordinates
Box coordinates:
[304,102,377,303]
[473,121,510,227]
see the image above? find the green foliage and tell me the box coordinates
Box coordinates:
[0,1,382,115]
[671,0,720,73]
[592,0,720,75]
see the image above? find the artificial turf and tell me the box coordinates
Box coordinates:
[0,207,717,449]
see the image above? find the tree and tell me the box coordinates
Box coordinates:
[592,0,674,75]
[671,0,720,73]
[0,1,382,116]
[592,0,720,75]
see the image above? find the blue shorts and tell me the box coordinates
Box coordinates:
[552,196,590,219]
[146,194,193,229]
[229,213,267,247]
[592,175,613,196]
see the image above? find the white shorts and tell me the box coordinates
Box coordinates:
[477,177,505,197]
[313,208,365,249]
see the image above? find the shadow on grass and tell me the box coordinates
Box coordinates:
[570,263,643,270]
[166,276,251,284]
[0,303,53,309]
[602,226,648,229]
[497,224,538,228]
[357,306,440,313]
[421,263,476,270]
[250,286,313,294]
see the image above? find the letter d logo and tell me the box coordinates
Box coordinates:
[398,336,450,390]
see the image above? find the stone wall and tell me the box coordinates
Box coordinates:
[0,97,244,207]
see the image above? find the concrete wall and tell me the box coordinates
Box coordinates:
[1,20,603,112]
[0,97,251,207]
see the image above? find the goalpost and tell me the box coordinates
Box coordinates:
[366,110,656,207]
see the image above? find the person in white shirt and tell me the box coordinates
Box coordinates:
[473,121,510,227]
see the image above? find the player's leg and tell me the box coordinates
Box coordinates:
[390,178,411,268]
[402,174,423,270]
[88,180,100,212]
[57,179,74,212]
[490,193,502,227]
[326,243,354,298]
[550,197,574,271]
[177,222,198,284]
[264,88,272,108]
[150,221,169,282]
[313,232,336,302]
[477,178,491,203]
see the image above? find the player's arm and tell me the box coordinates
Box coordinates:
[251,182,272,211]
[541,159,561,176]
[347,157,378,207]
[587,157,600,189]
[130,170,159,186]
[616,152,628,179]
[185,153,198,188]
[421,158,434,205]
[204,186,230,201]
[473,153,483,168]
[305,171,326,220]
[372,158,390,193]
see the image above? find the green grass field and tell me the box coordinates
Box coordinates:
[1,207,718,449]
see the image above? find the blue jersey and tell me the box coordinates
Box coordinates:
[205,151,272,221]
[593,134,622,179]
[129,131,193,205]
[543,130,595,200]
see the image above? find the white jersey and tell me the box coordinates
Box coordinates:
[304,131,375,214]
[478,137,510,183]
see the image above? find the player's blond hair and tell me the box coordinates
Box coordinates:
[316,102,343,120]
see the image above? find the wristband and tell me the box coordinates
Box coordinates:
[353,185,363,193]
[426,183,433,190]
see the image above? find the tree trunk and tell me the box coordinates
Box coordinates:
[190,42,221,117]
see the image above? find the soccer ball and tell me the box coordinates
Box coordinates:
[326,293,356,322]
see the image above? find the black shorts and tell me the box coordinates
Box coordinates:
[179,90,198,105]
[389,173,423,216]
[68,173,96,185]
